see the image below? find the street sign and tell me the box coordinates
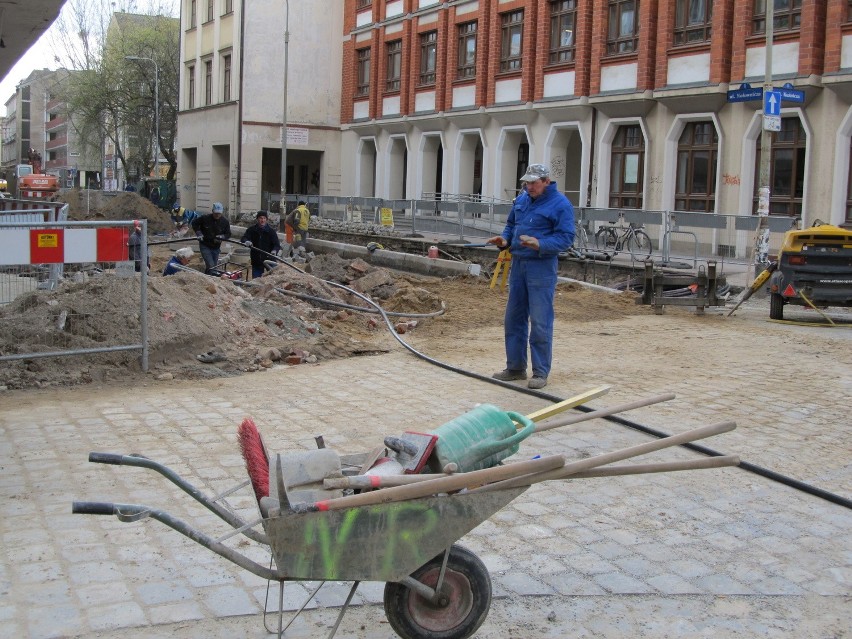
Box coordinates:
[763,114,781,132]
[780,83,805,103]
[727,83,763,102]
[764,90,781,116]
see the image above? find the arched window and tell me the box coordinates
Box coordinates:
[675,122,718,212]
[754,117,805,216]
[609,124,644,208]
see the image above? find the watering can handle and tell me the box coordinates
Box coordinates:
[469,411,536,458]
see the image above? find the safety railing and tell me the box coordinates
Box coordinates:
[268,194,798,266]
[0,216,149,372]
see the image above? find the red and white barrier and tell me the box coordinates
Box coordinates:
[0,227,130,265]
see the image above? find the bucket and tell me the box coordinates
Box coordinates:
[429,404,535,473]
[428,245,439,259]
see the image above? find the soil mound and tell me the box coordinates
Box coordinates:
[57,189,173,233]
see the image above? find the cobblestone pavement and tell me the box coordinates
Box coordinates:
[1,306,850,639]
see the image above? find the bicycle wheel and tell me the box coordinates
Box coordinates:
[595,227,617,252]
[627,229,653,259]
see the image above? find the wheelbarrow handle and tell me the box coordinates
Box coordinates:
[89,452,125,465]
[72,501,116,515]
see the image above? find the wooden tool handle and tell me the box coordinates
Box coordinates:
[475,421,736,492]
[535,393,675,432]
[568,455,739,478]
[299,454,565,512]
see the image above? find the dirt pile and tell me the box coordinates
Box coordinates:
[57,189,174,233]
[0,256,453,389]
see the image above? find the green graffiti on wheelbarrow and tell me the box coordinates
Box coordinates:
[296,501,439,579]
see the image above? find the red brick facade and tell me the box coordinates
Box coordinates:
[341,0,846,123]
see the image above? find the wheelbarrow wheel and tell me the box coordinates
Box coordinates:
[383,544,491,639]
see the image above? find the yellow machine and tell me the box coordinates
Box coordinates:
[767,223,852,320]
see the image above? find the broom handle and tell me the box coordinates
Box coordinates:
[325,454,740,489]
[294,454,565,512]
[474,421,736,492]
[534,393,676,432]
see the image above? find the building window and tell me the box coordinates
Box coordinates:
[386,40,402,92]
[848,0,852,22]
[549,1,576,64]
[188,65,195,109]
[675,122,718,212]
[204,60,212,105]
[674,0,712,45]
[356,47,371,96]
[500,10,524,72]
[609,124,644,208]
[607,0,639,55]
[419,31,437,86]
[753,0,802,34]
[356,0,371,9]
[755,117,806,216]
[222,54,231,101]
[223,0,233,14]
[206,0,214,22]
[457,22,477,79]
[189,0,197,28]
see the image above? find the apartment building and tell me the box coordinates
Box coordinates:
[340,0,852,228]
[1,69,100,190]
[176,0,344,217]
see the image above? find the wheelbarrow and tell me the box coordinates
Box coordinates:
[73,412,739,639]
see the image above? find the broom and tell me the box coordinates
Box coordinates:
[238,417,270,501]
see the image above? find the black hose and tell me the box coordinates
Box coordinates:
[181,242,852,511]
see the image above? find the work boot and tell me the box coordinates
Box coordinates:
[492,369,527,381]
[528,376,548,390]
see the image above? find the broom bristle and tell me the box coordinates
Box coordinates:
[238,417,270,500]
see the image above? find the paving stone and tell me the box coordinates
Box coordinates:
[202,584,260,617]
[593,571,656,594]
[496,571,556,596]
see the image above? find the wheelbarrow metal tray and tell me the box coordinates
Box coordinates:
[265,486,527,582]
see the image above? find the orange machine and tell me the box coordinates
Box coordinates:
[15,150,60,200]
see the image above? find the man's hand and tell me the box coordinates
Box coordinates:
[519,235,540,250]
[486,236,507,248]
[243,240,252,247]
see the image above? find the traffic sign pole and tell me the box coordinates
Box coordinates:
[754,1,774,274]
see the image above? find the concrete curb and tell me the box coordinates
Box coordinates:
[307,237,482,278]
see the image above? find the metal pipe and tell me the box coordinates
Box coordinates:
[0,345,143,362]
[140,219,149,371]
[280,0,290,210]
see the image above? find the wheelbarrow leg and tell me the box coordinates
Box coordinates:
[326,581,360,639]
[261,575,327,636]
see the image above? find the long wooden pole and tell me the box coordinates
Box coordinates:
[533,393,675,432]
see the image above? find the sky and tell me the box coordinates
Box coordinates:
[0,0,179,113]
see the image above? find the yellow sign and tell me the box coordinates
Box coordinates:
[37,233,59,248]
[380,207,394,227]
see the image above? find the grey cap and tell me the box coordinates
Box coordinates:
[212,202,224,214]
[519,164,550,182]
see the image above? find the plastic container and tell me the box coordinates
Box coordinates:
[429,404,535,472]
[428,245,439,259]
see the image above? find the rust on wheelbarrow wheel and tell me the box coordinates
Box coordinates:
[383,544,491,639]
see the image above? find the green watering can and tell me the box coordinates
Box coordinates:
[428,404,536,473]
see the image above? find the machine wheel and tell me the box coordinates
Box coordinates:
[384,544,491,639]
[595,227,618,252]
[770,292,785,320]
[628,230,653,259]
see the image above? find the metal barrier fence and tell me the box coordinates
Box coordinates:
[272,193,797,265]
[0,215,149,372]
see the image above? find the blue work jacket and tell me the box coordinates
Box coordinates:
[501,182,575,259]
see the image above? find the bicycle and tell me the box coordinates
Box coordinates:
[594,217,652,259]
[560,220,590,259]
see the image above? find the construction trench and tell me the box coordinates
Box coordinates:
[1,206,848,636]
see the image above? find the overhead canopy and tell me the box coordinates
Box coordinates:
[0,1,66,86]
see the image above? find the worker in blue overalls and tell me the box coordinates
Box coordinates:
[486,164,575,390]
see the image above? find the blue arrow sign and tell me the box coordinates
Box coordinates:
[764,90,781,116]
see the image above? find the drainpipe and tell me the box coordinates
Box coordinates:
[586,106,598,207]
[235,0,246,218]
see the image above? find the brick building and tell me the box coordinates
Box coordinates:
[340,0,852,228]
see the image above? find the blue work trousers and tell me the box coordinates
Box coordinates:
[199,244,220,274]
[504,256,558,378]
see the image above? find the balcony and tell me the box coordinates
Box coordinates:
[45,115,68,132]
[46,135,68,150]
